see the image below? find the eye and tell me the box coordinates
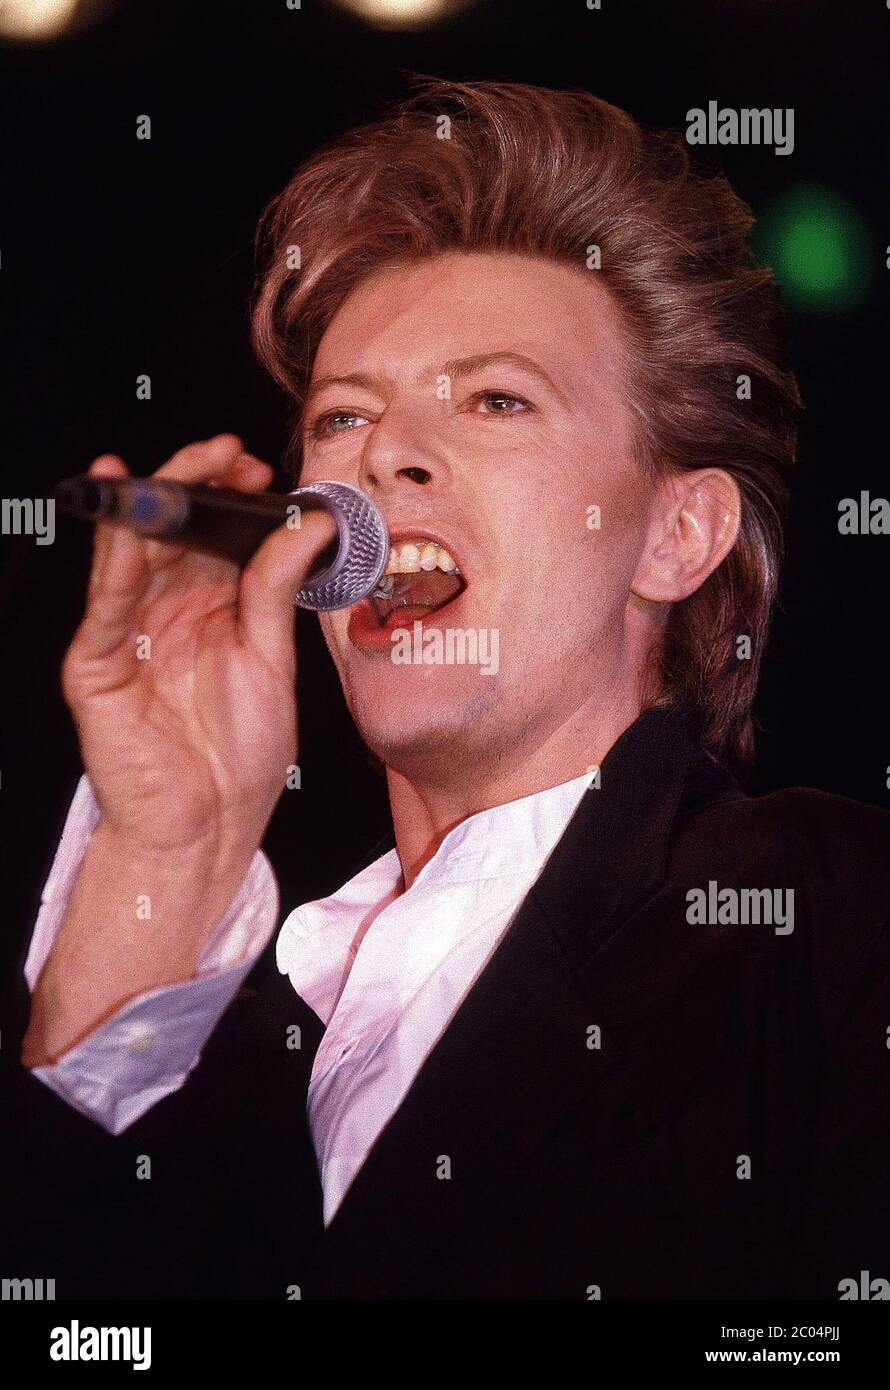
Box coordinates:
[468,390,533,416]
[309,410,370,439]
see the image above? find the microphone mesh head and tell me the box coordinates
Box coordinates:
[293,481,389,611]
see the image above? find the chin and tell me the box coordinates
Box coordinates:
[345,678,502,778]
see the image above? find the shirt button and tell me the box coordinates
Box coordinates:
[126,1024,157,1054]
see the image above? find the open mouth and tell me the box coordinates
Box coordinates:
[367,538,466,629]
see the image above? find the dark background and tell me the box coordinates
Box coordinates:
[1,0,887,967]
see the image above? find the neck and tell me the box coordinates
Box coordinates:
[385,691,641,890]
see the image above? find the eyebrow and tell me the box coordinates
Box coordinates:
[440,351,570,405]
[305,371,386,400]
[304,351,570,410]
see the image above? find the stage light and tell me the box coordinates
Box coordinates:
[331,0,464,29]
[754,185,872,313]
[0,0,80,40]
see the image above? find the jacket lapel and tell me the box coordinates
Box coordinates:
[302,706,745,1297]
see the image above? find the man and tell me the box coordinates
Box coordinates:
[5,79,889,1300]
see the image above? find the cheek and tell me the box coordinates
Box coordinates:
[508,495,648,632]
[575,455,652,578]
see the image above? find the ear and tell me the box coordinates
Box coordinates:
[631,469,741,604]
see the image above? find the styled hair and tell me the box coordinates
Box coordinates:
[252,78,801,765]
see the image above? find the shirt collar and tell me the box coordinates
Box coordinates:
[312,770,594,914]
[275,770,595,1017]
[414,771,593,887]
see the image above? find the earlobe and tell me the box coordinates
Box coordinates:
[627,588,666,615]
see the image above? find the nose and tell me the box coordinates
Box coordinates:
[357,405,443,496]
[363,462,431,488]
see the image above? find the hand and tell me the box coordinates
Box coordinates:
[60,433,335,866]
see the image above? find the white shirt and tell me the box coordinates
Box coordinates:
[26,770,592,1224]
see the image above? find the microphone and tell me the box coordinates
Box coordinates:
[53,474,390,612]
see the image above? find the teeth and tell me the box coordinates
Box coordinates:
[385,540,460,577]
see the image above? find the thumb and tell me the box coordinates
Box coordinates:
[237,509,338,673]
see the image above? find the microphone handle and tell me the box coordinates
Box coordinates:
[54,475,334,567]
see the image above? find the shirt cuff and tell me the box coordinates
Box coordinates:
[24,774,280,1133]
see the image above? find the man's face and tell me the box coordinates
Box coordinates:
[299,251,658,782]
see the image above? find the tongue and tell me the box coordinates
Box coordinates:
[370,570,464,626]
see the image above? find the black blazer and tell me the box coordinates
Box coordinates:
[3,705,890,1300]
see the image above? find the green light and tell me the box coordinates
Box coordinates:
[753,185,872,313]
